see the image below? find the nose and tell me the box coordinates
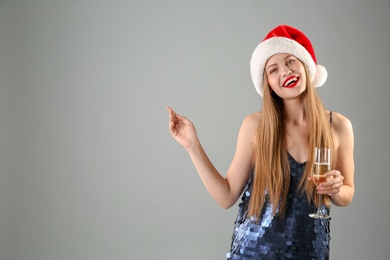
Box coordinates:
[283,66,292,77]
[286,70,292,76]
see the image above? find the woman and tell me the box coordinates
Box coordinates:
[167,25,354,259]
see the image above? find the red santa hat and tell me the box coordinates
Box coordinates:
[250,25,327,96]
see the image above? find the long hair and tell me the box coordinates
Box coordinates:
[248,65,335,219]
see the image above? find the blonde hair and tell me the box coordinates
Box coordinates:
[248,65,335,219]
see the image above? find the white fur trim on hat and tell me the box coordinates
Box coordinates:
[250,37,327,96]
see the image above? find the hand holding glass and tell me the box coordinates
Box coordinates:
[309,147,331,219]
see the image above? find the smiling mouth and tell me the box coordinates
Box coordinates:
[283,76,299,88]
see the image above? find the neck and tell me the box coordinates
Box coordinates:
[283,97,305,125]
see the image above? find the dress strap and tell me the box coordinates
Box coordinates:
[330,111,333,126]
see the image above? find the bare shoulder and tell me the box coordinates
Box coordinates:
[329,111,354,151]
[239,112,262,141]
[242,112,262,131]
[244,111,262,123]
[331,111,353,136]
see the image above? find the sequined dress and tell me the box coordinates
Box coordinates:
[227,154,330,260]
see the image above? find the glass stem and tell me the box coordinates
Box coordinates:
[318,194,322,214]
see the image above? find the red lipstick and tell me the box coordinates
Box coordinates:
[283,76,300,88]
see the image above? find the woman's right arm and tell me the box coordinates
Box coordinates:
[167,107,258,209]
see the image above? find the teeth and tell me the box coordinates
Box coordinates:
[284,78,297,87]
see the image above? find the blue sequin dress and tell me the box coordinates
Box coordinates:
[227,154,330,260]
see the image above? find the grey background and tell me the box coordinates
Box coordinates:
[1,0,389,259]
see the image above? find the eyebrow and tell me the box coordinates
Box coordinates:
[266,55,294,71]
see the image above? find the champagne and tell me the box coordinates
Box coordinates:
[309,147,331,219]
[312,162,330,186]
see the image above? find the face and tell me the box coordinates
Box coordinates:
[265,53,307,99]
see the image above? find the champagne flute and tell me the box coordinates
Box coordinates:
[309,147,330,219]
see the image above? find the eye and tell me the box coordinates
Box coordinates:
[287,59,295,65]
[269,68,278,74]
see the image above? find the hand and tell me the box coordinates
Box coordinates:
[308,170,344,196]
[166,106,199,149]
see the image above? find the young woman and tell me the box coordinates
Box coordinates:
[167,25,354,259]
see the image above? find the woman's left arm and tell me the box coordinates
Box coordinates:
[319,113,355,206]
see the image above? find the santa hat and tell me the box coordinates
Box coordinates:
[250,25,327,96]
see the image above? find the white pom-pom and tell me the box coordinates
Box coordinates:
[312,64,328,88]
